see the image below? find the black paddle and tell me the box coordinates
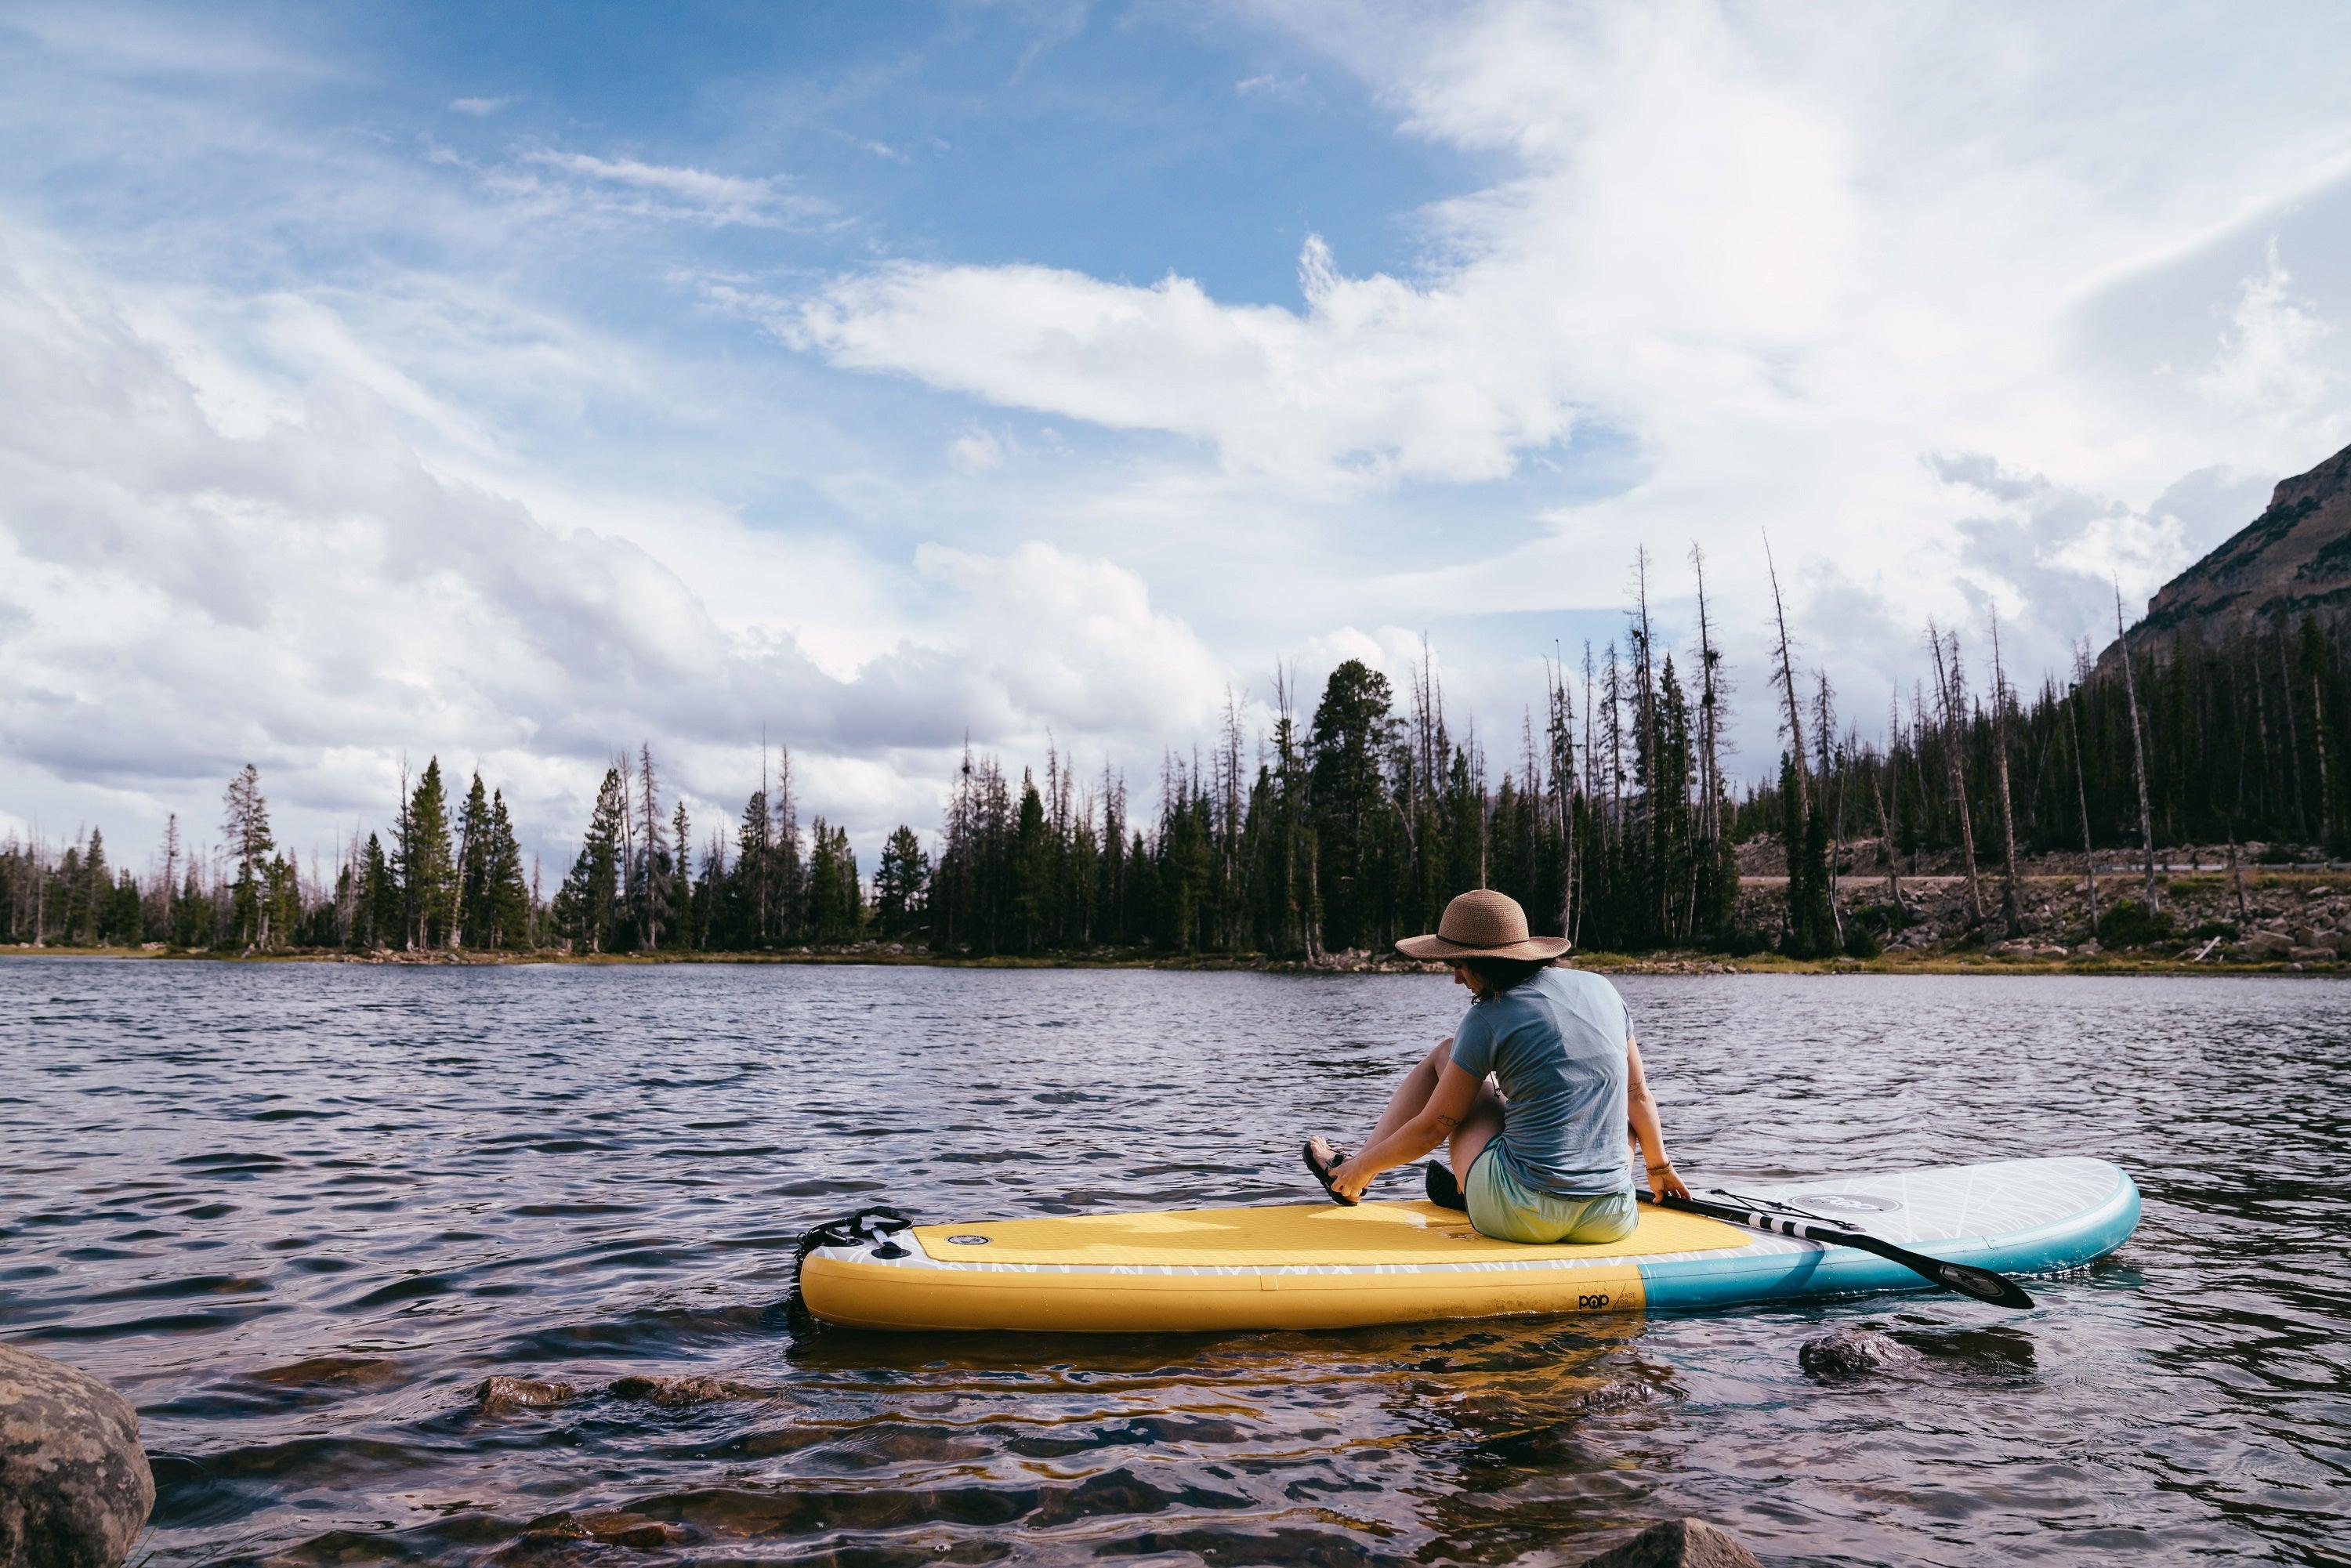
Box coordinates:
[1645,1190,2036,1309]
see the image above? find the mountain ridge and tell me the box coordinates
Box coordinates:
[2106,440,2351,668]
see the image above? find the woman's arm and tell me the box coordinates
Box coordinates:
[1328,1061,1481,1200]
[1626,1034,1691,1200]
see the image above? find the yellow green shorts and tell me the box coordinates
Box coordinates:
[1465,1144,1638,1245]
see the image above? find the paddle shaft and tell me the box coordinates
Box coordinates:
[1646,1191,2035,1309]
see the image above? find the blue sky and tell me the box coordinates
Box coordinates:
[3,1,2350,876]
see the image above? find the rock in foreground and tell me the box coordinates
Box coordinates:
[0,1345,154,1568]
[1575,1519,1765,1567]
[1799,1327,1922,1378]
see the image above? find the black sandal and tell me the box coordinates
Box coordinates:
[1302,1137,1359,1206]
[1424,1161,1467,1211]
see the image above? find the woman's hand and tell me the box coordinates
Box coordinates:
[1328,1157,1372,1203]
[1647,1161,1691,1202]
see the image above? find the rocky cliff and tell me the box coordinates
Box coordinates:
[2111,440,2351,664]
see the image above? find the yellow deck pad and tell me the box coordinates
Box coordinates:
[913,1198,1748,1269]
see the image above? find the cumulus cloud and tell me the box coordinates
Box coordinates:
[2195,238,2337,411]
[788,234,1578,492]
[780,0,2351,730]
[0,229,1222,864]
[449,95,513,116]
[912,541,1227,737]
[9,0,2351,860]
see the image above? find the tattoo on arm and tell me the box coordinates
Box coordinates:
[1431,1113,1460,1133]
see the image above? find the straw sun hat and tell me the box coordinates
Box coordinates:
[1394,889,1572,961]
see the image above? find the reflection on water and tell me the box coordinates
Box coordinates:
[3,961,2347,1565]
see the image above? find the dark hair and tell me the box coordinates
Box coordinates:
[1461,955,1554,996]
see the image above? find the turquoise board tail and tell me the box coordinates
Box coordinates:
[1636,1157,2141,1312]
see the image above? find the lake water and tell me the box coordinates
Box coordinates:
[2,959,2346,1566]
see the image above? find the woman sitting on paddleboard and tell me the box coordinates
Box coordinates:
[1306,889,1690,1244]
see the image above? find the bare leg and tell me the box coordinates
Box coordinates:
[1447,1083,1508,1183]
[1361,1039,1452,1149]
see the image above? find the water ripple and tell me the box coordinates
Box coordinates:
[2,961,2347,1564]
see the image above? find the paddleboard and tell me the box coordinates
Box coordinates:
[797,1155,2138,1333]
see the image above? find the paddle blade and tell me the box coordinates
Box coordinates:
[1933,1257,2035,1309]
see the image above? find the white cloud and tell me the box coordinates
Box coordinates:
[449,96,513,116]
[789,234,1577,492]
[2195,238,2336,412]
[0,228,1223,866]
[516,150,829,229]
[911,541,1228,738]
[9,0,2351,851]
[947,426,1006,473]
[1235,72,1306,100]
[782,0,2351,724]
[0,2,332,80]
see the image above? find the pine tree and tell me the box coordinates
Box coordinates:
[875,825,930,937]
[667,798,695,950]
[397,759,458,948]
[265,853,300,949]
[456,771,494,949]
[1308,660,1397,951]
[487,791,531,951]
[806,818,861,942]
[80,827,110,945]
[221,764,273,948]
[554,767,625,954]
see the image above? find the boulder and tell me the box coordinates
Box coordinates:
[605,1375,770,1408]
[1799,1327,1921,1377]
[2289,947,2336,963]
[1574,1519,1764,1568]
[0,1345,155,1568]
[473,1376,576,1413]
[2239,931,2294,958]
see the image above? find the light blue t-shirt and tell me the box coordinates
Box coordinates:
[1450,968,1632,1198]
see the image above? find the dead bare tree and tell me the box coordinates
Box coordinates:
[1691,544,1725,845]
[1926,624,1983,924]
[1763,536,1809,820]
[1870,723,1906,921]
[1989,613,2025,934]
[2114,585,2161,913]
[2065,686,2099,931]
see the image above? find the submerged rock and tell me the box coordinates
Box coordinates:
[1575,1519,1764,1567]
[248,1355,403,1391]
[1563,1379,1669,1414]
[527,1508,692,1548]
[0,1344,155,1568]
[605,1374,771,1407]
[1798,1327,1922,1378]
[473,1375,576,1413]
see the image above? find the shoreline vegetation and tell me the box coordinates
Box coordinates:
[6,544,2348,972]
[11,865,2348,976]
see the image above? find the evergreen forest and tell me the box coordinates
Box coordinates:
[5,554,2346,961]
